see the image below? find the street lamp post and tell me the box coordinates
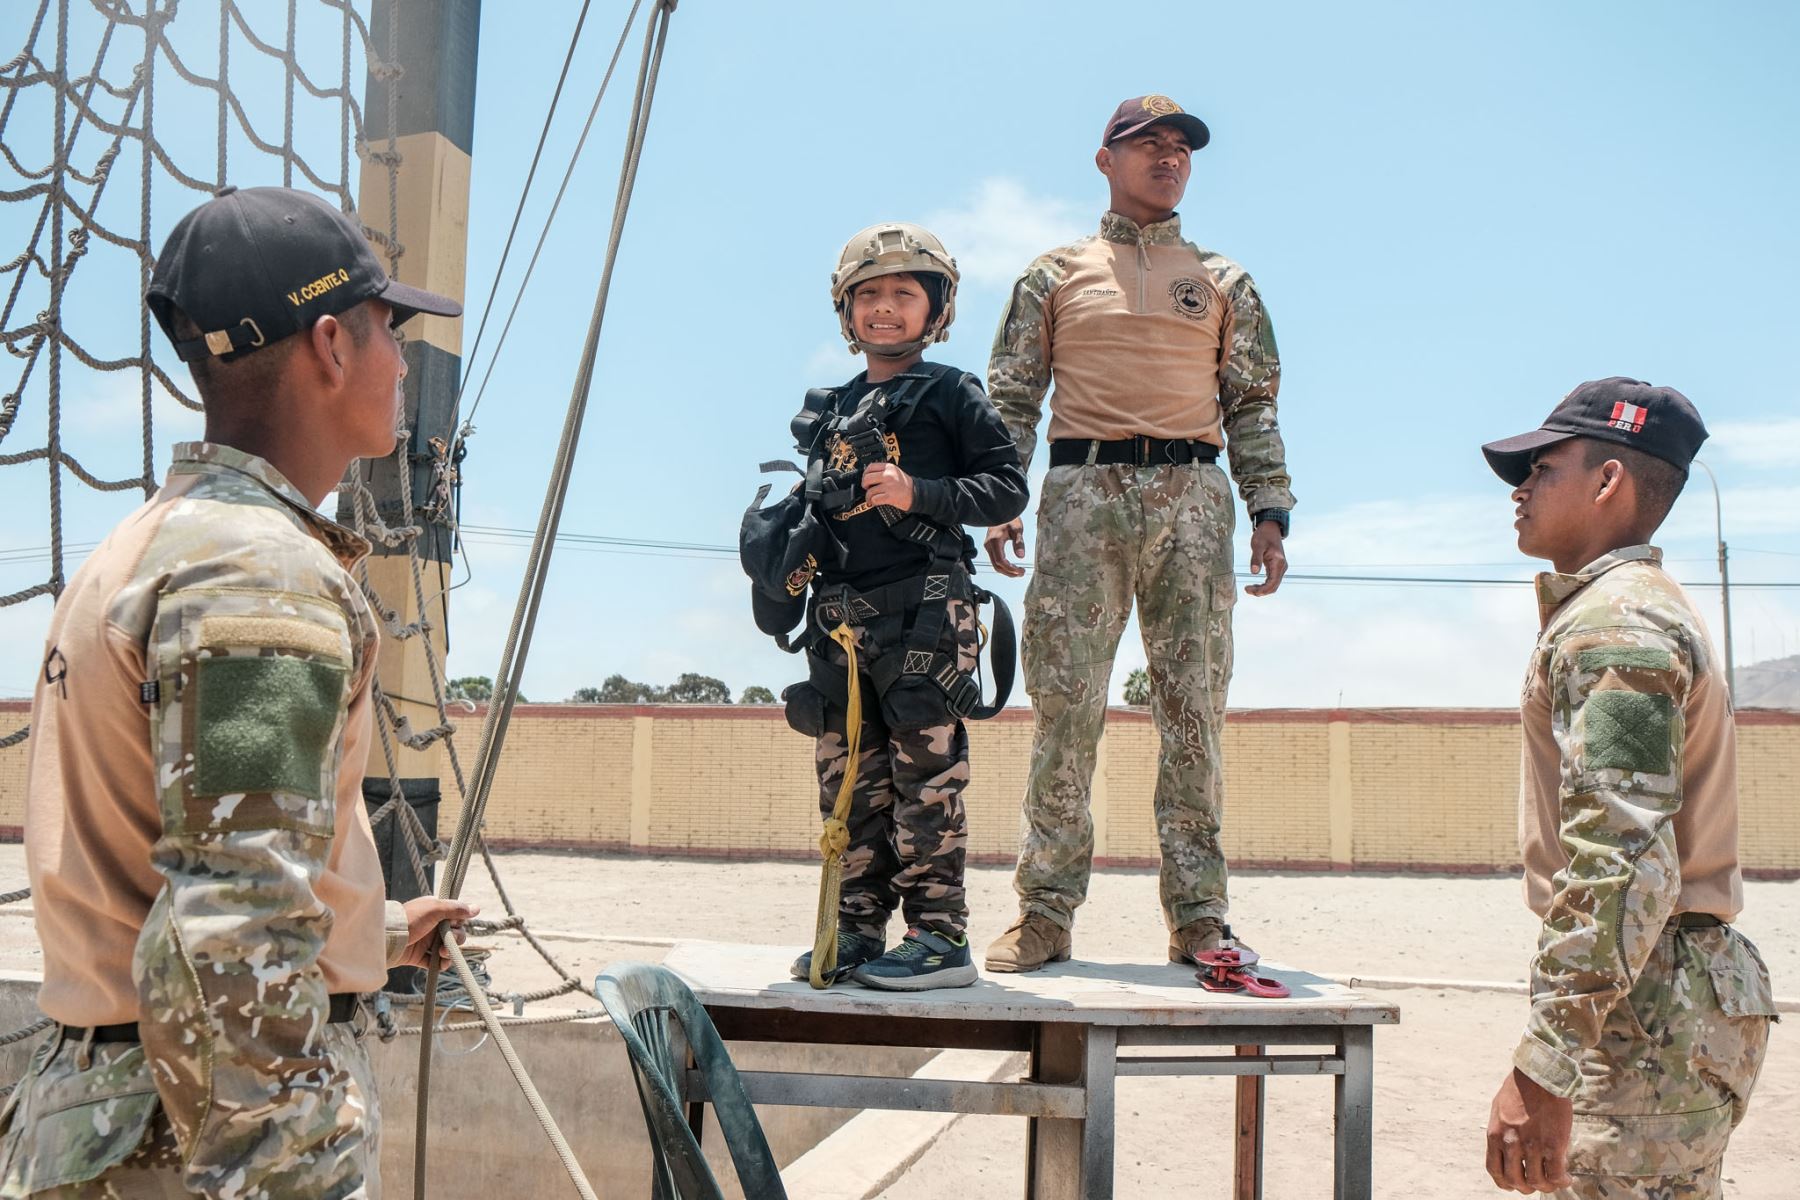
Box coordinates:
[1691,460,1735,699]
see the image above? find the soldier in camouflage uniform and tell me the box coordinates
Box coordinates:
[0,187,475,1197]
[982,96,1295,973]
[747,224,1026,991]
[1481,379,1777,1197]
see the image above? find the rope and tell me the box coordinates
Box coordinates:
[411,6,677,1196]
[459,0,643,428]
[810,623,863,988]
[447,0,674,896]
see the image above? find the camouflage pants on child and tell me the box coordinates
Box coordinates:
[814,599,978,940]
[1014,461,1238,932]
[1551,923,1775,1199]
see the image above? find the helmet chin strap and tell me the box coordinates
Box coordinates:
[854,336,931,359]
[849,314,948,360]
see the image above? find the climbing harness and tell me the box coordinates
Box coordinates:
[755,363,1016,726]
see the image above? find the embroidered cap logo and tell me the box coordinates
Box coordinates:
[1609,401,1647,434]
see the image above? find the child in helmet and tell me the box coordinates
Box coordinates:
[754,223,1027,989]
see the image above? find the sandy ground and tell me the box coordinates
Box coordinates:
[1,847,1795,1197]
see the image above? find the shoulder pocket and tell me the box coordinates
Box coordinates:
[154,589,353,838]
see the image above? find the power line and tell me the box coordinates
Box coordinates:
[454,525,1800,589]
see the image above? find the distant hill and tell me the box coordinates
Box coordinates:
[1737,654,1800,710]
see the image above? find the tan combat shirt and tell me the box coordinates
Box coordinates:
[19,443,409,1185]
[987,211,1294,516]
[1514,544,1742,1094]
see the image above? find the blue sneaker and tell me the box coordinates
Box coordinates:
[851,928,977,991]
[790,930,885,985]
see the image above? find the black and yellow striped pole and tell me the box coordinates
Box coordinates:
[344,0,479,932]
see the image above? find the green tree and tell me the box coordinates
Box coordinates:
[570,674,657,703]
[1123,668,1151,707]
[660,673,733,704]
[448,675,493,703]
[739,685,776,704]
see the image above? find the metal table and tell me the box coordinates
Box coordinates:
[663,941,1399,1199]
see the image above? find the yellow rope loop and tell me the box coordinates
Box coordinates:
[810,621,863,989]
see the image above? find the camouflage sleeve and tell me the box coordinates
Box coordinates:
[134,584,363,1195]
[986,255,1062,476]
[1514,625,1691,1097]
[1218,272,1296,516]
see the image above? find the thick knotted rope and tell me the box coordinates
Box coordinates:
[809,620,863,989]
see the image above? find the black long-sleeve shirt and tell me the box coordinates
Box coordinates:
[815,362,1028,591]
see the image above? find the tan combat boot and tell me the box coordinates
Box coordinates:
[1169,918,1258,966]
[984,913,1072,973]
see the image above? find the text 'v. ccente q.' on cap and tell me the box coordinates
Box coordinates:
[1102,94,1210,150]
[1481,377,1709,487]
[146,185,462,363]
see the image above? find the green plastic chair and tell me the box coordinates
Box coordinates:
[594,962,788,1200]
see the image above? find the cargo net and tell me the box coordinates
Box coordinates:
[0,0,591,1057]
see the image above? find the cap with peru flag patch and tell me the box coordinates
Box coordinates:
[1481,377,1708,487]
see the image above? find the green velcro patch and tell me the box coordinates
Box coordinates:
[1583,689,1672,775]
[193,655,346,801]
[1578,646,1673,674]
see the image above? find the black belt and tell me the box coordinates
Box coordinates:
[1675,912,1724,929]
[1049,436,1220,468]
[65,992,361,1044]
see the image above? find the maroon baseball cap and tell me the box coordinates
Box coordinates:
[1102,95,1210,150]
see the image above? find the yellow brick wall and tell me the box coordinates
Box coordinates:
[1348,716,1522,869]
[4,701,1797,875]
[1739,716,1800,872]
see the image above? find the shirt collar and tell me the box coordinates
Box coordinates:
[1534,544,1662,628]
[1100,210,1183,246]
[168,441,372,567]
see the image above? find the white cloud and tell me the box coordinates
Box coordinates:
[1704,416,1800,472]
[925,178,1088,290]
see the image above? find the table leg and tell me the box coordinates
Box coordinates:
[1234,1044,1264,1200]
[1026,1023,1115,1200]
[1334,1026,1374,1200]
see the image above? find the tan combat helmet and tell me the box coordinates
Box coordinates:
[830,222,959,358]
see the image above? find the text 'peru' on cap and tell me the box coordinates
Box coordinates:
[1102,95,1210,150]
[1481,377,1709,487]
[147,185,462,363]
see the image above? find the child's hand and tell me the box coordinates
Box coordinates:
[861,463,915,512]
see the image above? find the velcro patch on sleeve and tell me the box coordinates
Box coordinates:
[1578,646,1673,674]
[193,655,346,801]
[1582,690,1672,775]
[198,615,346,661]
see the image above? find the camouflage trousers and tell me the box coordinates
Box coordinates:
[1014,462,1237,932]
[0,1022,381,1199]
[1551,923,1774,1199]
[814,599,977,940]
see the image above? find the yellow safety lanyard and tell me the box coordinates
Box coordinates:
[809,620,863,989]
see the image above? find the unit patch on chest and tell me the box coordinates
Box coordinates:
[1169,278,1211,321]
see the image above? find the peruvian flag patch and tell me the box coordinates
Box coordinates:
[1609,401,1647,433]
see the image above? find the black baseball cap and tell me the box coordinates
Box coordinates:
[1481,377,1708,487]
[1102,95,1210,150]
[147,185,461,363]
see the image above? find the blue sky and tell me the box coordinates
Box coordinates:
[2,0,1797,708]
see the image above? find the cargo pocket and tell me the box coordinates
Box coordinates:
[1567,1106,1734,1178]
[1706,929,1778,1020]
[0,1038,160,1194]
[781,682,828,738]
[1204,571,1237,695]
